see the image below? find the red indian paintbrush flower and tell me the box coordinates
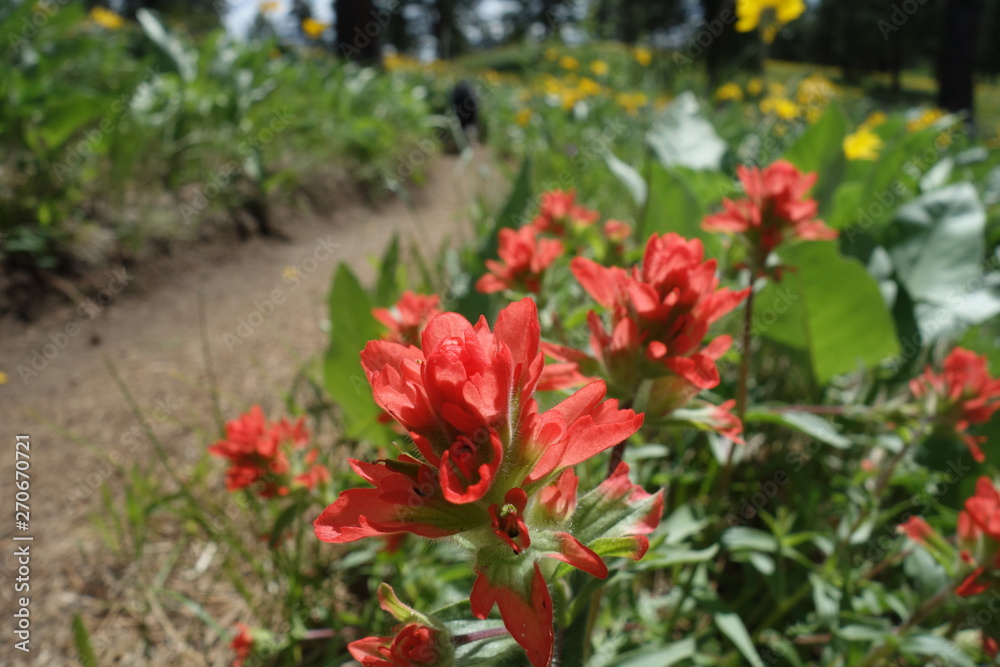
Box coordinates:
[910,347,1000,463]
[209,406,328,498]
[476,226,564,295]
[702,160,836,269]
[954,477,1000,597]
[372,291,442,346]
[314,299,658,666]
[542,233,749,417]
[349,584,453,666]
[528,189,600,235]
[229,623,254,667]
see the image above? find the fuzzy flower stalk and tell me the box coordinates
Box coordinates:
[313,299,662,666]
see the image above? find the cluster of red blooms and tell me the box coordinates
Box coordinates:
[702,160,837,274]
[347,585,449,666]
[543,232,749,421]
[910,347,1000,463]
[372,291,442,346]
[476,189,632,295]
[313,299,662,666]
[208,405,328,498]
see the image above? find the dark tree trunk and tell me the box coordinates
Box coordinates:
[335,0,381,63]
[937,0,981,119]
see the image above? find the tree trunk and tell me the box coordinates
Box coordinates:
[335,0,381,63]
[937,0,980,119]
[433,0,456,59]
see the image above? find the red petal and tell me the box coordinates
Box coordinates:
[547,532,608,578]
[470,564,554,667]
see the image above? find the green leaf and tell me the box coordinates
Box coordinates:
[323,263,389,442]
[640,544,720,569]
[641,165,722,256]
[899,635,976,667]
[609,638,697,666]
[886,183,1000,341]
[744,408,851,448]
[136,9,198,83]
[73,613,97,667]
[604,150,647,206]
[722,527,778,553]
[374,233,401,306]
[782,104,848,214]
[647,92,727,171]
[756,242,899,384]
[714,612,765,667]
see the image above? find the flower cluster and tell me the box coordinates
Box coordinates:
[209,406,328,498]
[735,0,807,43]
[955,477,1000,597]
[373,291,442,346]
[348,585,452,667]
[476,227,563,295]
[314,299,661,665]
[702,160,836,274]
[528,189,599,236]
[542,233,749,418]
[910,347,1000,463]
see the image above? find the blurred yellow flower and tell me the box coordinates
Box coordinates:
[760,96,799,120]
[736,0,806,43]
[747,78,763,96]
[515,108,532,127]
[907,108,946,132]
[90,7,125,29]
[590,60,609,76]
[633,47,653,67]
[796,73,837,108]
[843,127,883,160]
[545,47,559,62]
[302,17,328,39]
[559,55,579,70]
[283,266,299,281]
[259,1,280,13]
[577,77,602,97]
[767,82,787,97]
[0,371,7,385]
[616,91,648,115]
[861,110,887,129]
[715,82,744,102]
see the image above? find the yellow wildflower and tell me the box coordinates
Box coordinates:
[258,1,280,13]
[843,127,883,161]
[907,108,946,132]
[0,371,7,385]
[759,96,799,120]
[860,111,887,129]
[735,0,807,43]
[577,77,602,97]
[767,82,787,97]
[590,60,609,76]
[559,55,579,71]
[302,17,328,40]
[715,82,744,103]
[90,7,124,30]
[616,91,648,115]
[796,73,836,108]
[633,47,653,67]
[747,78,763,96]
[515,108,532,127]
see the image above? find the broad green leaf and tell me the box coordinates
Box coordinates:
[136,9,198,83]
[782,104,848,213]
[756,242,899,384]
[604,150,647,206]
[641,165,722,256]
[647,92,727,171]
[744,408,851,448]
[714,612,765,667]
[323,263,389,442]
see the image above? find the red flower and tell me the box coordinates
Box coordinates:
[348,623,442,667]
[603,219,632,243]
[230,623,253,667]
[529,189,600,235]
[476,226,563,294]
[314,299,648,666]
[702,160,836,266]
[954,477,1000,597]
[911,347,1000,463]
[896,516,934,545]
[348,584,450,666]
[372,291,442,346]
[542,233,748,415]
[209,406,327,498]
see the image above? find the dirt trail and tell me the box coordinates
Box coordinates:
[0,153,492,664]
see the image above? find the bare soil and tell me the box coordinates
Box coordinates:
[0,153,493,665]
